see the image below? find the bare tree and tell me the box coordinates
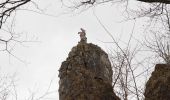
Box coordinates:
[0,72,58,100]
[25,75,58,100]
[0,0,30,61]
[61,0,170,10]
[0,0,42,62]
[0,0,31,29]
[142,4,170,64]
[92,10,153,99]
[0,73,17,100]
[145,29,170,64]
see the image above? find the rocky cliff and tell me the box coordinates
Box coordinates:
[59,43,120,100]
[144,64,170,100]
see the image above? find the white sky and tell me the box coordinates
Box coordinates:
[0,0,153,100]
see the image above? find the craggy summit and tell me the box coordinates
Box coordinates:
[59,29,120,100]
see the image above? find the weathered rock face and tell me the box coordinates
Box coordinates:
[59,43,120,100]
[144,64,170,100]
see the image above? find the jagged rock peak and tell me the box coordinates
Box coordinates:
[59,43,120,100]
[144,64,170,100]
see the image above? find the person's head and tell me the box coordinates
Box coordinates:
[80,28,85,33]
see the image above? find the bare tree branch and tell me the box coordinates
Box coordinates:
[137,0,170,4]
[0,0,31,29]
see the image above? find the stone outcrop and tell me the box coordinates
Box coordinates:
[144,64,170,100]
[59,43,120,100]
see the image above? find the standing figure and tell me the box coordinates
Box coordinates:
[78,28,87,43]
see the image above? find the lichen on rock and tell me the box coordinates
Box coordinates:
[59,43,120,100]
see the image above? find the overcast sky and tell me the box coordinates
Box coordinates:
[0,0,152,100]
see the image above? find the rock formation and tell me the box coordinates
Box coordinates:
[144,64,170,100]
[59,42,120,100]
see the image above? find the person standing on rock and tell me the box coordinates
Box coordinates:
[78,28,87,43]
